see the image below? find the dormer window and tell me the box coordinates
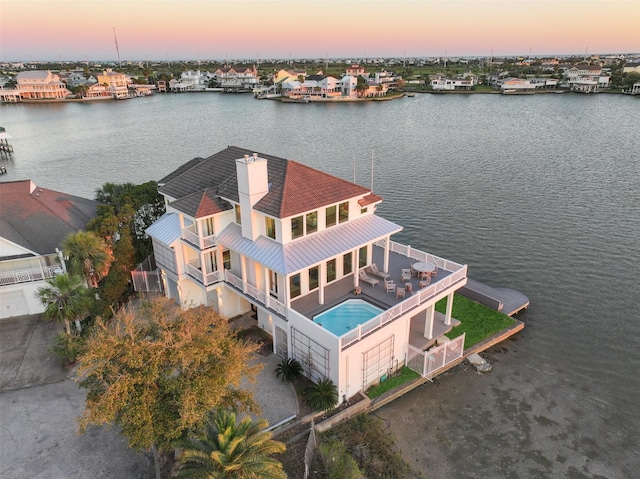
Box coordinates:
[265,217,276,240]
[306,211,318,234]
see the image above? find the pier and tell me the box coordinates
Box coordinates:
[459,278,529,316]
[0,127,14,159]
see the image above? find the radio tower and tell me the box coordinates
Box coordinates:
[113,28,121,67]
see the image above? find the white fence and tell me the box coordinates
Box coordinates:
[406,334,465,380]
[0,265,58,286]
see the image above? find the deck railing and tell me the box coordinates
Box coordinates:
[181,228,216,250]
[185,261,222,286]
[224,271,287,316]
[406,334,465,379]
[0,265,59,286]
[374,239,465,273]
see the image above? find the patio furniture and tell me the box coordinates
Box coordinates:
[359,269,379,287]
[396,286,406,299]
[367,263,391,280]
[419,277,431,288]
[405,282,413,292]
[385,280,396,293]
[401,268,412,282]
[411,262,436,278]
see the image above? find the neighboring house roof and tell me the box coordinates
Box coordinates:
[16,71,51,80]
[0,180,97,256]
[159,146,373,219]
[216,215,402,275]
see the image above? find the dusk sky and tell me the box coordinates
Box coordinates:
[2,0,639,61]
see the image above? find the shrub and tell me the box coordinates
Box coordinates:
[275,357,303,383]
[50,331,85,366]
[304,378,338,412]
[318,440,364,479]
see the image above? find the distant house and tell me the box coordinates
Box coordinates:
[622,62,640,74]
[0,180,97,319]
[16,71,71,100]
[564,64,610,93]
[498,77,536,94]
[346,64,367,77]
[214,66,260,90]
[431,78,473,91]
[96,69,130,99]
[170,70,211,92]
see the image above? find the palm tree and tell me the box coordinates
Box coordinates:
[36,273,92,335]
[63,231,111,288]
[304,378,339,412]
[176,410,286,479]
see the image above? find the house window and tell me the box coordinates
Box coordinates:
[290,274,301,299]
[358,246,368,268]
[326,205,336,228]
[222,250,231,270]
[291,215,304,239]
[360,207,368,214]
[265,217,276,240]
[326,259,336,283]
[204,217,215,236]
[270,270,278,297]
[339,201,349,223]
[306,211,318,234]
[309,266,319,291]
[343,252,353,275]
[235,204,241,224]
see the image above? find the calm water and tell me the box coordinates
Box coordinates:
[2,93,639,476]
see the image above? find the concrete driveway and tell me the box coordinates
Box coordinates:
[0,314,297,479]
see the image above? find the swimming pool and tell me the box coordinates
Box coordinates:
[313,299,383,336]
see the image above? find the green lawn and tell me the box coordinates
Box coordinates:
[436,294,516,349]
[366,367,420,399]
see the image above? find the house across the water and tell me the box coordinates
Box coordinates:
[146,147,469,400]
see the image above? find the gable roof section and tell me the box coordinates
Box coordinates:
[0,180,97,255]
[170,188,232,218]
[159,146,374,219]
[145,212,182,245]
[158,157,207,186]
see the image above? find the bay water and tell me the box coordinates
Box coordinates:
[2,92,639,477]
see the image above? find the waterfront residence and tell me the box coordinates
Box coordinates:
[0,180,97,319]
[564,64,610,93]
[213,66,260,91]
[145,147,468,401]
[169,70,212,92]
[15,71,71,100]
[96,69,130,99]
[431,77,473,91]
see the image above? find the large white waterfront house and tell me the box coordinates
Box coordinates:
[146,147,468,399]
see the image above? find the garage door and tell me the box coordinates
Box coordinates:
[0,290,29,319]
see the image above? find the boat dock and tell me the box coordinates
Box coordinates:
[459,278,529,316]
[0,127,14,159]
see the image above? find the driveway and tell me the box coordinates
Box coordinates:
[0,314,297,479]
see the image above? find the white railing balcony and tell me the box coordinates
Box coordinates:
[0,265,59,287]
[224,270,287,317]
[181,228,217,250]
[185,261,222,286]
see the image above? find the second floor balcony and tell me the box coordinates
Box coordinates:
[0,254,62,287]
[181,227,217,250]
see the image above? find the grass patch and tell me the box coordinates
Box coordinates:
[436,294,516,349]
[366,367,420,399]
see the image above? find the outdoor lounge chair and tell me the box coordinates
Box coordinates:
[359,269,379,287]
[367,263,391,280]
[401,268,412,282]
[385,280,396,293]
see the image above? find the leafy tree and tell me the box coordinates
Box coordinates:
[77,298,260,478]
[98,217,136,307]
[36,273,93,335]
[175,409,286,479]
[304,378,338,412]
[63,230,111,288]
[318,440,364,479]
[275,357,303,383]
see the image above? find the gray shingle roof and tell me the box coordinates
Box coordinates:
[0,180,97,256]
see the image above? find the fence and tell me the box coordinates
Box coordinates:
[406,334,465,380]
[131,254,163,293]
[303,420,317,479]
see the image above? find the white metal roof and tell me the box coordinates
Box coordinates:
[145,212,181,245]
[217,215,402,275]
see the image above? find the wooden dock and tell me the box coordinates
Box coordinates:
[459,278,529,316]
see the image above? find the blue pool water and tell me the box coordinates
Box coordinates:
[313,299,383,336]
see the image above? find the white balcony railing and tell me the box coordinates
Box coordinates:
[224,270,287,316]
[181,228,217,250]
[185,261,222,286]
[0,265,59,287]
